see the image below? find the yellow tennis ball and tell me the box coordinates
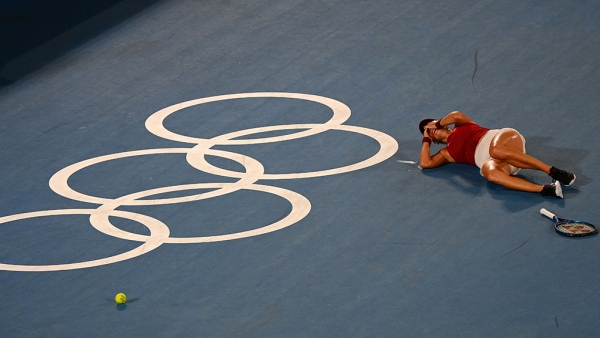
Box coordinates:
[115,293,126,304]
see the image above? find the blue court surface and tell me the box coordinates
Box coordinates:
[1,0,600,336]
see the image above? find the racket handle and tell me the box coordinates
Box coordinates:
[540,208,555,219]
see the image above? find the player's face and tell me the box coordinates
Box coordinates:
[425,128,450,143]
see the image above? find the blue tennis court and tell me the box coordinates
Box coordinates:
[1,0,600,336]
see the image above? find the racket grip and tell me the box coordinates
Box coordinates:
[540,208,555,219]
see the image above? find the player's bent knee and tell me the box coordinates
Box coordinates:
[488,146,506,160]
[483,169,506,186]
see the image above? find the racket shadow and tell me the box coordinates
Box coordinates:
[557,233,598,240]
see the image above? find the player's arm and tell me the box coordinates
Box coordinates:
[419,138,452,169]
[429,111,474,129]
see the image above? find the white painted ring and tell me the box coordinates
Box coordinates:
[145,92,351,145]
[0,209,169,272]
[0,92,397,272]
[187,124,399,180]
[88,183,311,243]
[49,148,264,206]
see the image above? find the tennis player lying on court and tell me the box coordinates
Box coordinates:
[418,111,575,198]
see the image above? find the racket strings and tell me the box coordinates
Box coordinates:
[557,222,597,234]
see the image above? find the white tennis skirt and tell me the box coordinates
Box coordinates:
[474,128,526,176]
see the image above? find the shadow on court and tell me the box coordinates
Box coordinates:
[0,0,161,86]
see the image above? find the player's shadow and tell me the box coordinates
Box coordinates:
[419,137,589,212]
[421,164,486,194]
[525,137,591,185]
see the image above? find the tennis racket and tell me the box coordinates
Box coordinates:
[540,208,598,237]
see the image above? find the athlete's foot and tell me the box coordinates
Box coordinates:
[549,166,576,186]
[541,181,563,198]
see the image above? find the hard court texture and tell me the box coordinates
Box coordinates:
[1,0,600,337]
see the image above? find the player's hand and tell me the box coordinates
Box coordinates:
[423,121,437,133]
[423,128,431,139]
[423,127,440,145]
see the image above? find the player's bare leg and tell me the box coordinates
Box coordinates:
[481,160,563,198]
[488,129,575,185]
[488,129,550,172]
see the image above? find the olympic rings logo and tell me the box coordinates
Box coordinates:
[0,93,398,272]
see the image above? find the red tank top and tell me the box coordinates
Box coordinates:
[446,123,490,166]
